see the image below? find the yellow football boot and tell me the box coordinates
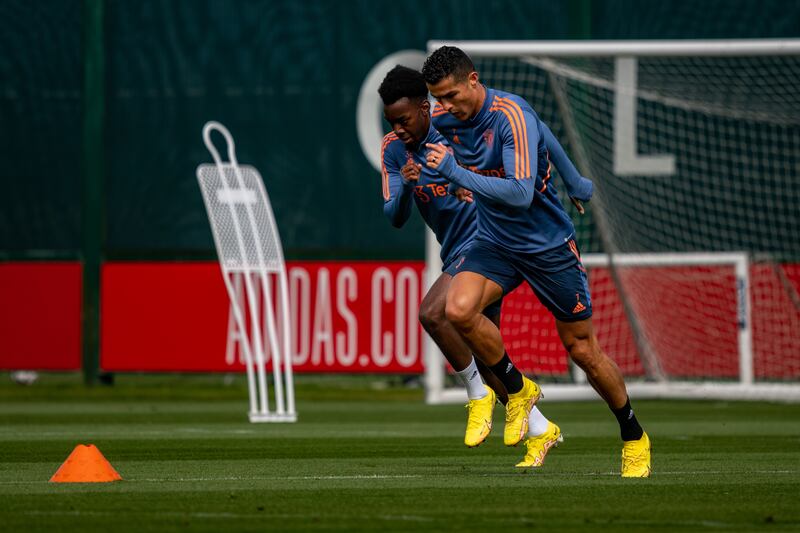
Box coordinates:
[621,431,651,478]
[464,385,496,447]
[504,377,541,446]
[515,421,563,468]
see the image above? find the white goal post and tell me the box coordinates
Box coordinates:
[425,250,788,403]
[423,39,800,403]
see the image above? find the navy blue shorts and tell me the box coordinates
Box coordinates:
[444,252,503,318]
[452,238,592,322]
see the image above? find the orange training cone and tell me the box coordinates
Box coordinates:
[49,444,122,483]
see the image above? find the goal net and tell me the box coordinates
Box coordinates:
[424,39,800,403]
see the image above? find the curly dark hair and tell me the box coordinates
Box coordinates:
[378,65,428,105]
[421,46,475,84]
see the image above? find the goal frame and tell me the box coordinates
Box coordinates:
[423,39,800,404]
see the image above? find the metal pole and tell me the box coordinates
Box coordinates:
[81,0,105,386]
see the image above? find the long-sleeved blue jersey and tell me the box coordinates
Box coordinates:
[431,87,592,254]
[382,124,476,267]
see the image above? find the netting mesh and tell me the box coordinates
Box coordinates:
[197,164,284,273]
[472,52,800,382]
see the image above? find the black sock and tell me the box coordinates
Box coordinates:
[611,397,644,441]
[488,353,524,394]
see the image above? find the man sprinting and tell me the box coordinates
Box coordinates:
[422,46,651,477]
[379,65,561,462]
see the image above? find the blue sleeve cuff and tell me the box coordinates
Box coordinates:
[570,177,593,202]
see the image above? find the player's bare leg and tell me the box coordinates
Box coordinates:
[555,318,628,408]
[556,318,651,477]
[421,272,503,446]
[420,272,508,404]
[446,271,542,446]
[470,309,561,463]
[444,271,505,365]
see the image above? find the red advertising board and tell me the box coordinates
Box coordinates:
[0,263,82,370]
[100,261,426,373]
[1,261,798,379]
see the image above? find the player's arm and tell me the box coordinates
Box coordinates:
[425,111,537,209]
[541,123,593,203]
[382,145,418,228]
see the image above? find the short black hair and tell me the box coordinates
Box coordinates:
[378,65,428,106]
[422,46,475,84]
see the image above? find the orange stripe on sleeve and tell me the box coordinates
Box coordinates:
[380,133,398,200]
[501,98,532,177]
[497,98,530,178]
[492,99,525,179]
[489,96,518,178]
[492,97,528,179]
[492,106,520,178]
[490,98,519,177]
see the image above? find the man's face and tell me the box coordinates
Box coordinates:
[426,71,481,121]
[383,97,430,145]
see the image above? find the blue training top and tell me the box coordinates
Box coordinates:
[381,124,476,268]
[431,86,593,254]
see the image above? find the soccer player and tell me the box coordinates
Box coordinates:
[421,47,651,477]
[379,65,561,463]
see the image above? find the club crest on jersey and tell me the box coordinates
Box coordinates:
[483,129,494,146]
[451,129,461,144]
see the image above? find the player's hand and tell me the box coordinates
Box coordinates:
[425,143,449,169]
[401,157,422,183]
[570,197,585,215]
[453,187,474,203]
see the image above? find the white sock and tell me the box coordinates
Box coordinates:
[528,406,550,437]
[454,358,488,400]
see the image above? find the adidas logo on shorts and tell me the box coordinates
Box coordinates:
[572,293,587,314]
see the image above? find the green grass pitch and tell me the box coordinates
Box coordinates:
[1,374,798,532]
